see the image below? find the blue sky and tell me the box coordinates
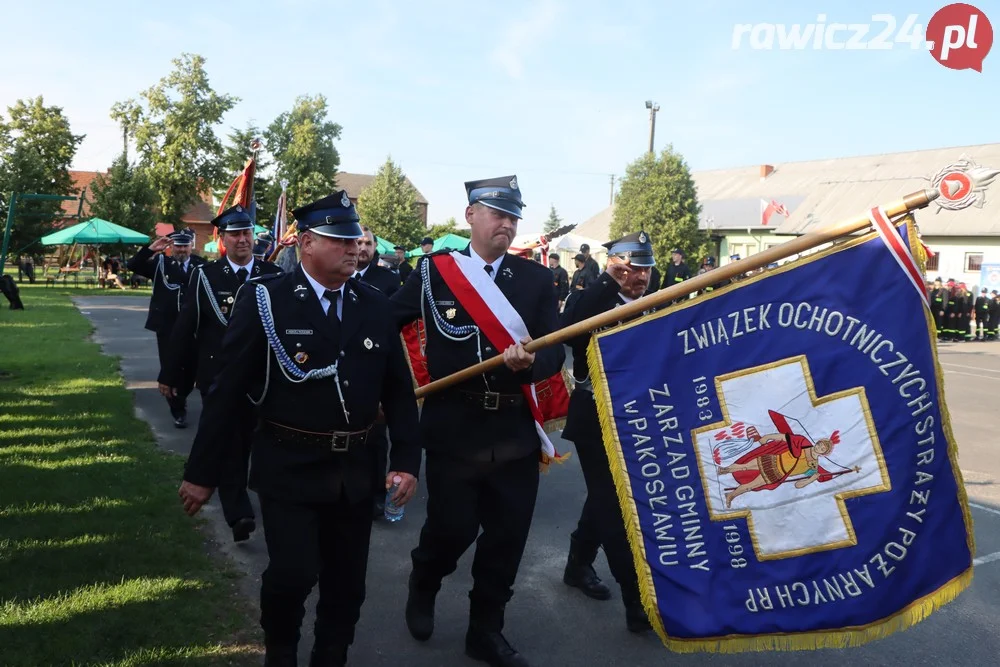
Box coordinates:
[1,0,997,234]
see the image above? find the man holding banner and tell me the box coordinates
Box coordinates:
[560,230,658,633]
[391,175,564,667]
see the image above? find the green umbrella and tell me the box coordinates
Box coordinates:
[406,233,469,258]
[374,235,396,256]
[40,218,151,245]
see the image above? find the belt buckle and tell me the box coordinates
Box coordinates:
[331,433,350,453]
[483,391,500,411]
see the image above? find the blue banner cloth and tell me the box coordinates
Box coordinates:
[588,219,974,652]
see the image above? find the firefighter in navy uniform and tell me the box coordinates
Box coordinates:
[975,288,991,340]
[989,291,1000,341]
[160,205,282,542]
[944,281,962,341]
[559,231,656,634]
[392,175,564,667]
[127,229,207,427]
[177,191,422,667]
[929,278,949,340]
[961,283,974,341]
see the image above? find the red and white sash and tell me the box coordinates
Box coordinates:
[432,252,561,462]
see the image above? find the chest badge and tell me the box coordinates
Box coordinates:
[363,338,373,350]
[445,308,457,320]
[294,351,309,364]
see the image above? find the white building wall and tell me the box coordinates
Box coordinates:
[922,236,1000,286]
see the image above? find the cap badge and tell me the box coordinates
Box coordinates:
[363,337,373,350]
[235,205,243,212]
[341,192,351,207]
[638,231,647,243]
[445,307,457,320]
[509,177,518,190]
[294,351,309,364]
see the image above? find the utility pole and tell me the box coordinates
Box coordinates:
[609,174,615,205]
[645,100,660,154]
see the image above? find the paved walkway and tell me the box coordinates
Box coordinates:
[76,295,1000,666]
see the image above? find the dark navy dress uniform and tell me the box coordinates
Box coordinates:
[162,206,282,539]
[182,192,422,667]
[126,229,206,423]
[391,176,564,666]
[561,231,655,633]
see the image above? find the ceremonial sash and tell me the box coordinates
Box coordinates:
[407,251,569,464]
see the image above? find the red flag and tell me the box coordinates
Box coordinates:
[213,157,256,256]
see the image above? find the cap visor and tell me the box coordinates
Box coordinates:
[478,200,523,220]
[306,223,365,239]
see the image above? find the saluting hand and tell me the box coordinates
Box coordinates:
[503,336,535,372]
[386,472,418,506]
[605,258,632,287]
[178,481,215,516]
[149,237,171,253]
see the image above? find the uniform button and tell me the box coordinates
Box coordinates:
[340,351,345,358]
[342,380,349,387]
[485,346,493,352]
[489,375,497,382]
[296,342,302,348]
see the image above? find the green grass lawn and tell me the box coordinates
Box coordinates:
[0,286,259,666]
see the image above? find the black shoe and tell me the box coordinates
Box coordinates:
[625,601,653,633]
[231,517,255,543]
[562,537,611,600]
[309,641,347,667]
[264,641,298,667]
[465,626,529,667]
[405,575,436,641]
[173,413,187,428]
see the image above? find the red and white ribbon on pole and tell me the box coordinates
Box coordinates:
[868,206,930,310]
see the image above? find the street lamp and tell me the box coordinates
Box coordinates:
[645,100,660,154]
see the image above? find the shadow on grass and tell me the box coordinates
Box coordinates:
[0,292,258,666]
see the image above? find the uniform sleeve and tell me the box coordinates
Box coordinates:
[159,269,201,387]
[126,247,157,280]
[380,317,423,477]
[522,270,565,384]
[390,262,424,329]
[557,269,570,301]
[183,285,267,488]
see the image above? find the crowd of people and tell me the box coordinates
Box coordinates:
[928,277,1000,341]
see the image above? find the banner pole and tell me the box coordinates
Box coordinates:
[413,187,939,399]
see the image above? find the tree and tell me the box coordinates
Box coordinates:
[426,217,470,240]
[265,94,341,211]
[610,146,706,268]
[88,153,158,235]
[217,122,273,222]
[113,53,238,225]
[355,157,425,248]
[543,205,562,234]
[0,96,84,251]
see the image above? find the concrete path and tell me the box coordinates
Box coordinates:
[76,295,1000,666]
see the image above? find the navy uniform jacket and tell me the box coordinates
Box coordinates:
[160,258,282,392]
[560,272,656,444]
[183,264,422,504]
[390,248,564,462]
[126,247,207,333]
[357,262,400,297]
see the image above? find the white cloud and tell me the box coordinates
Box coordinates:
[490,1,562,79]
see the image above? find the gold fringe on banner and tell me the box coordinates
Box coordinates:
[585,216,975,653]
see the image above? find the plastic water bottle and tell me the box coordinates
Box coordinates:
[384,476,405,522]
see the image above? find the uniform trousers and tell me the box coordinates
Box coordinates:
[259,490,374,646]
[370,421,389,502]
[565,390,639,593]
[202,387,254,526]
[155,329,194,417]
[410,449,539,630]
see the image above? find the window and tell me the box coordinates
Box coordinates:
[925,253,939,271]
[965,253,983,272]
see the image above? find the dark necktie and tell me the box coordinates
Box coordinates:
[236,267,248,283]
[484,265,494,279]
[324,289,342,324]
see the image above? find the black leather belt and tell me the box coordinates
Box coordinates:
[262,420,371,453]
[458,390,524,411]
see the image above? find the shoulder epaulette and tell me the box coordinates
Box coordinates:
[249,271,283,284]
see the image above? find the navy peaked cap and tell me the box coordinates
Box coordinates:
[465,175,525,219]
[292,190,363,239]
[603,230,655,267]
[211,204,254,232]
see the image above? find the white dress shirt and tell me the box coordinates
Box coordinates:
[301,265,345,320]
[467,245,505,280]
[227,256,255,279]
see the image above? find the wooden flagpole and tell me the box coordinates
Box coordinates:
[413,187,940,399]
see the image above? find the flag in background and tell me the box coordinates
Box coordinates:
[760,199,791,226]
[213,156,257,256]
[587,215,973,652]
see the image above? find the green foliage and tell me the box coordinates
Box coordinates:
[265,94,341,211]
[0,96,84,250]
[610,146,707,268]
[355,157,425,248]
[113,53,238,225]
[426,217,470,240]
[88,154,158,235]
[218,122,273,222]
[543,205,562,234]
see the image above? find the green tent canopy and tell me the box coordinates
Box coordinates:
[374,235,396,256]
[203,224,270,253]
[406,233,469,258]
[40,218,151,246]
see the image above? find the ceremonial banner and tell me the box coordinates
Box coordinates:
[589,217,974,652]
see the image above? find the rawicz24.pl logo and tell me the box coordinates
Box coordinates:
[731,3,993,72]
